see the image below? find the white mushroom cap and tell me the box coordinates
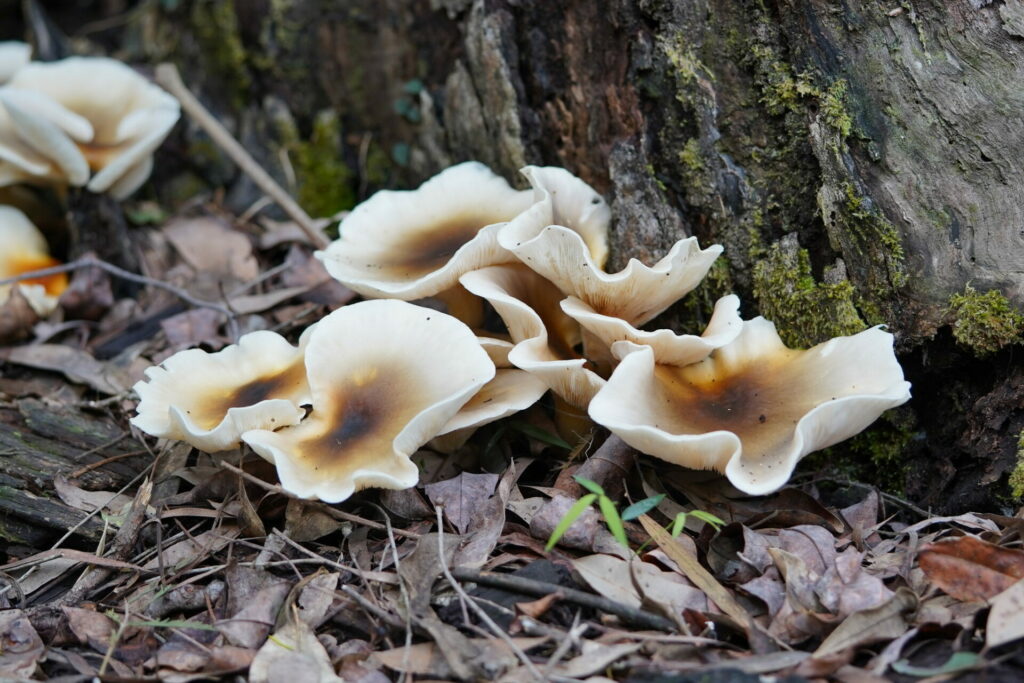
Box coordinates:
[477,336,514,367]
[0,57,179,198]
[437,368,548,436]
[315,162,532,300]
[589,320,912,495]
[501,210,720,325]
[242,300,495,503]
[0,42,30,84]
[499,165,611,267]
[131,329,314,453]
[0,205,66,315]
[460,264,605,409]
[562,294,744,367]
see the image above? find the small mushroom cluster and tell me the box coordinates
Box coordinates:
[0,43,179,198]
[133,161,911,501]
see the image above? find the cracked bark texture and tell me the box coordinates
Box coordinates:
[18,0,1024,511]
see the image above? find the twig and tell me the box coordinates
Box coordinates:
[69,450,147,479]
[154,63,329,250]
[0,255,240,340]
[450,567,679,632]
[219,461,422,539]
[436,506,545,681]
[382,509,414,683]
[60,479,153,606]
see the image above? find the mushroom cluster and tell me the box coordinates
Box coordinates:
[0,45,179,198]
[133,161,911,502]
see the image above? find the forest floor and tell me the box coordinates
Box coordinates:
[2,197,1024,682]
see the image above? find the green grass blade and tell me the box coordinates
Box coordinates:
[545,493,598,551]
[598,495,629,550]
[621,494,665,521]
[573,475,605,496]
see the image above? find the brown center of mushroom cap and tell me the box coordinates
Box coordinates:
[374,214,502,279]
[652,346,810,461]
[192,358,308,431]
[269,365,427,484]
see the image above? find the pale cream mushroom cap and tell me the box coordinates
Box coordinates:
[562,294,744,367]
[0,205,67,315]
[437,368,549,436]
[430,368,549,452]
[241,300,495,503]
[498,165,610,267]
[0,57,179,198]
[589,319,912,496]
[502,211,723,327]
[315,162,532,300]
[0,42,30,84]
[131,329,314,453]
[477,336,514,367]
[461,263,605,409]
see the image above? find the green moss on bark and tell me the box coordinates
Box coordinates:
[190,0,251,108]
[289,111,356,218]
[1009,431,1024,499]
[947,285,1024,356]
[752,236,866,348]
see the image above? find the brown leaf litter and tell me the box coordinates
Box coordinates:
[2,204,1024,682]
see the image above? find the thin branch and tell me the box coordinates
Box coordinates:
[154,63,329,249]
[435,506,545,681]
[0,256,240,340]
[219,461,423,539]
[450,566,680,633]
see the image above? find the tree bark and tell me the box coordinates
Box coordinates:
[28,0,1024,511]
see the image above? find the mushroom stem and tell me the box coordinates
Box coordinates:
[154,63,328,249]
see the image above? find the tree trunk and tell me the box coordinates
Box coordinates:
[31,0,1024,511]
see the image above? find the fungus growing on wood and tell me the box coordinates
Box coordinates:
[241,300,494,503]
[0,56,179,197]
[588,319,911,495]
[0,205,67,315]
[0,42,30,84]
[316,162,532,300]
[460,263,604,409]
[561,294,743,367]
[131,329,314,452]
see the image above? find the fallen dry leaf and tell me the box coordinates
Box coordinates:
[918,535,1024,602]
[164,217,260,283]
[813,587,917,658]
[0,610,44,679]
[62,606,115,653]
[294,572,340,628]
[573,553,707,613]
[425,471,500,534]
[54,475,133,515]
[249,611,343,683]
[0,343,136,394]
[0,286,39,343]
[638,514,774,652]
[986,578,1024,648]
[160,308,225,351]
[143,526,240,571]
